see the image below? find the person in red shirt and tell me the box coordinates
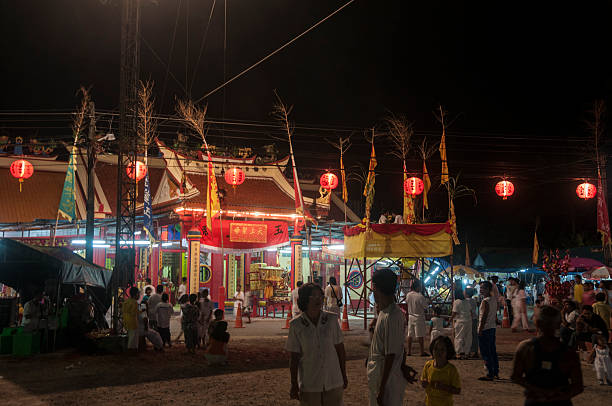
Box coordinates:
[582,282,597,306]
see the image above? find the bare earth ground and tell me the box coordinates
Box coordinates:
[1,318,611,406]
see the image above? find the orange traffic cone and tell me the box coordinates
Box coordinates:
[502,304,510,328]
[234,303,245,328]
[282,308,292,329]
[341,305,350,331]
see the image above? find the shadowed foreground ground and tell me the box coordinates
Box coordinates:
[1,319,610,405]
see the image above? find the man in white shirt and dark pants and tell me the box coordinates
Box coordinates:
[405,280,428,356]
[291,281,303,318]
[367,268,415,406]
[286,283,347,405]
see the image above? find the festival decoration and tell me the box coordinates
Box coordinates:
[404,177,424,196]
[9,159,34,192]
[320,172,338,190]
[495,180,514,200]
[224,167,245,186]
[541,249,572,304]
[576,182,596,200]
[126,160,147,181]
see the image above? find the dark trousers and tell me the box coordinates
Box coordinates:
[157,327,171,346]
[471,319,479,354]
[506,299,514,324]
[479,328,499,377]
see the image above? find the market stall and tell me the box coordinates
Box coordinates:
[343,222,453,329]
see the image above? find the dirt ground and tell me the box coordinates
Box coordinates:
[1,319,611,406]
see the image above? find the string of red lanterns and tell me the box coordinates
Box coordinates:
[126,161,147,181]
[320,172,338,190]
[224,167,245,186]
[9,159,34,192]
[404,177,424,196]
[495,180,515,200]
[576,182,596,200]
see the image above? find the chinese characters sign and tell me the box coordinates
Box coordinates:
[230,223,267,243]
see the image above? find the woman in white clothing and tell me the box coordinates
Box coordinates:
[511,280,530,332]
[451,286,473,359]
[324,277,343,317]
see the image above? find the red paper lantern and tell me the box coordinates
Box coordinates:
[495,180,515,200]
[126,161,147,181]
[10,159,34,192]
[576,182,596,200]
[224,167,245,186]
[404,177,424,196]
[320,172,338,190]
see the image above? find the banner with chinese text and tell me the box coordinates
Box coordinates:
[200,219,289,253]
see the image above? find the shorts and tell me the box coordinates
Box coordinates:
[127,329,138,349]
[408,316,426,338]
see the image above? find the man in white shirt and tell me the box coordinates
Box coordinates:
[178,277,187,300]
[291,281,303,317]
[287,283,347,405]
[21,291,43,332]
[367,268,415,405]
[406,280,428,356]
[234,284,245,320]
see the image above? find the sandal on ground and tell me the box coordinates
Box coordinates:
[478,376,494,381]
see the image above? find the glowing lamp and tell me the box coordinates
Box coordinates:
[576,182,596,200]
[495,180,515,200]
[224,167,245,186]
[404,177,424,196]
[126,161,147,181]
[320,172,338,190]
[10,159,34,192]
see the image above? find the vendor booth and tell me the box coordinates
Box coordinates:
[343,222,453,329]
[0,238,112,354]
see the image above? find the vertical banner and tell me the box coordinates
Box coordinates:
[189,239,201,294]
[58,145,77,221]
[143,171,153,239]
[228,255,236,299]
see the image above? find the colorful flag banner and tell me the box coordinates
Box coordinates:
[450,200,459,244]
[532,231,539,265]
[58,145,77,221]
[341,154,348,203]
[423,161,431,210]
[206,153,221,232]
[440,131,449,184]
[403,162,415,224]
[363,143,377,222]
[143,170,153,240]
[597,173,611,246]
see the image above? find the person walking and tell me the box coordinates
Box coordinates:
[324,277,343,318]
[477,281,499,381]
[406,280,428,357]
[451,286,473,359]
[286,283,347,406]
[292,281,304,318]
[367,268,415,406]
[512,280,531,332]
[511,305,584,404]
[465,287,479,358]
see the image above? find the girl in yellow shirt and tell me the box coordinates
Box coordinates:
[421,336,461,406]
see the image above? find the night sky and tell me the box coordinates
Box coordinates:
[2,0,612,253]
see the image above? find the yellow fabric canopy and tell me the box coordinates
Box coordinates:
[344,228,453,259]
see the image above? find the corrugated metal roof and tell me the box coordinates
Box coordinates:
[0,170,65,223]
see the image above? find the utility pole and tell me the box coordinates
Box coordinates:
[86,101,96,263]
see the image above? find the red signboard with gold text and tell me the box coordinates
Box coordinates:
[229,223,267,243]
[200,219,288,253]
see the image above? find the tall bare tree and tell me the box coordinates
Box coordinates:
[136,80,157,161]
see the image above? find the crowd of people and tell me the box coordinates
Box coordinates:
[286,269,612,406]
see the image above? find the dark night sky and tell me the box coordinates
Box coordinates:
[2,0,612,252]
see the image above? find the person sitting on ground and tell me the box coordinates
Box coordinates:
[138,300,163,352]
[577,305,609,345]
[421,336,461,406]
[593,334,612,385]
[429,306,449,342]
[592,292,611,330]
[560,300,580,348]
[205,319,230,366]
[209,308,225,336]
[122,287,140,352]
[511,305,583,405]
[181,294,200,354]
[155,293,173,348]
